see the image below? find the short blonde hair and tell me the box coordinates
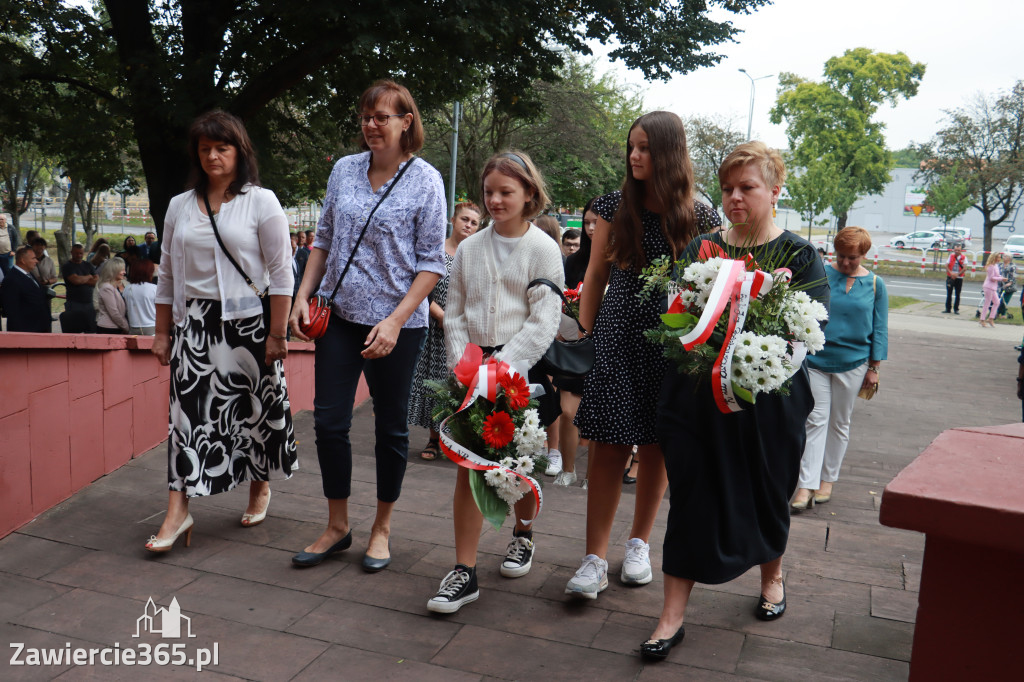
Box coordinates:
[480,150,550,220]
[834,227,872,256]
[718,141,786,190]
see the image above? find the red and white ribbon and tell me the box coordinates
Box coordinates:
[439,343,544,520]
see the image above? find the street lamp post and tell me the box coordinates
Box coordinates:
[738,69,774,141]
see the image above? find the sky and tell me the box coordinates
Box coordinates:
[590,0,1022,151]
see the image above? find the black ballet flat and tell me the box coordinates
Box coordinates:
[639,625,685,661]
[362,552,392,573]
[292,532,352,567]
[755,578,786,621]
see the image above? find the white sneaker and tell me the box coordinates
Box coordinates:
[553,471,577,487]
[545,449,562,476]
[621,538,653,585]
[565,554,609,599]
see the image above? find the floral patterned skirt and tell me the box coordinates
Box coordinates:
[168,299,298,496]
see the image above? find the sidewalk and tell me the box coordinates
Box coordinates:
[2,318,1020,681]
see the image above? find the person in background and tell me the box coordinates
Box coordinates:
[552,198,598,487]
[792,227,886,510]
[0,214,13,276]
[980,252,1005,328]
[535,215,562,246]
[943,242,966,314]
[30,237,58,288]
[23,230,39,248]
[293,231,309,296]
[141,231,161,264]
[561,228,581,258]
[89,243,112,269]
[408,201,481,461]
[1017,346,1023,423]
[94,258,130,334]
[61,243,98,332]
[303,229,314,253]
[86,238,109,262]
[0,245,51,332]
[124,257,157,335]
[997,252,1017,319]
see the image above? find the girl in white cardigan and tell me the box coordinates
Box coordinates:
[427,151,564,614]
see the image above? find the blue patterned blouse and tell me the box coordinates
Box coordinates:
[313,152,447,328]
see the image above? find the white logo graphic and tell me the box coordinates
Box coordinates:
[134,597,196,639]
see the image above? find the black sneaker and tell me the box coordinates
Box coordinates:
[427,565,479,614]
[500,535,534,578]
[942,310,951,314]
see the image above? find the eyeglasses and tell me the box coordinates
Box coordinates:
[356,113,407,127]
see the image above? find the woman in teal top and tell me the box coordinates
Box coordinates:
[792,227,887,510]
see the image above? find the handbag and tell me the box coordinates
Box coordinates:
[527,278,595,378]
[300,157,417,340]
[204,194,273,325]
[857,381,879,400]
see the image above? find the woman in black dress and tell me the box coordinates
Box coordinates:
[641,142,829,660]
[567,112,720,599]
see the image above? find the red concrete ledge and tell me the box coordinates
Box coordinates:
[879,424,1024,553]
[0,331,362,540]
[880,423,1024,680]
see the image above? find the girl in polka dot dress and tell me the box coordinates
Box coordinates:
[566,112,721,600]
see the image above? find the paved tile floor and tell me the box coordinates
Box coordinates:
[2,321,1020,681]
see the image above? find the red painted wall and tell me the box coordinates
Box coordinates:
[0,332,365,538]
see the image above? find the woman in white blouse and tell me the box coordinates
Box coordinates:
[146,110,297,553]
[94,258,129,334]
[123,257,157,335]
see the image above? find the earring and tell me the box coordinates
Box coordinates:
[772,204,777,218]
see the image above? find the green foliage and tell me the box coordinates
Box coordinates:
[771,49,926,226]
[421,55,642,209]
[784,158,841,234]
[469,469,509,531]
[0,0,769,233]
[892,146,926,168]
[916,81,1024,253]
[924,172,973,225]
[686,114,746,209]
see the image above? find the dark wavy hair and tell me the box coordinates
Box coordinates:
[186,110,259,198]
[607,111,697,271]
[565,196,597,289]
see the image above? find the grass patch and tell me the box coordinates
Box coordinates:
[888,295,918,309]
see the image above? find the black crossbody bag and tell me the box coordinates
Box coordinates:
[527,277,595,378]
[204,193,273,325]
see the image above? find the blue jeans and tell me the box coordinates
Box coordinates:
[313,316,427,502]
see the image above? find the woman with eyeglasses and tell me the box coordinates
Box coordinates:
[289,80,447,571]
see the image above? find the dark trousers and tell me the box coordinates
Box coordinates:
[945,277,963,312]
[313,316,426,502]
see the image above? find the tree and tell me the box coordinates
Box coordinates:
[421,56,643,209]
[0,138,53,229]
[784,158,840,241]
[924,171,973,227]
[685,114,745,210]
[771,48,925,228]
[916,82,1024,253]
[1,0,770,235]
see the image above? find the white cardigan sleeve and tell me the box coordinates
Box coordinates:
[443,245,470,369]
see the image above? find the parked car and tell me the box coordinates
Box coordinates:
[1004,235,1024,259]
[889,230,946,249]
[933,226,972,246]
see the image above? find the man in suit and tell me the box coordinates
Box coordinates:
[1,246,52,332]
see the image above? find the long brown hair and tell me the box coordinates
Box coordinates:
[607,111,697,271]
[186,110,260,198]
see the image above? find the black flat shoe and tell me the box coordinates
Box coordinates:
[755,578,786,621]
[292,532,352,567]
[639,625,685,661]
[362,553,392,573]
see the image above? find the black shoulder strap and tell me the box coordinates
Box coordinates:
[324,156,416,303]
[204,192,267,298]
[528,277,587,334]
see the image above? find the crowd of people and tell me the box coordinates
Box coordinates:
[6,77,1017,662]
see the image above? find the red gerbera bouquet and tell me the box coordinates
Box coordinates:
[428,344,549,529]
[563,283,582,319]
